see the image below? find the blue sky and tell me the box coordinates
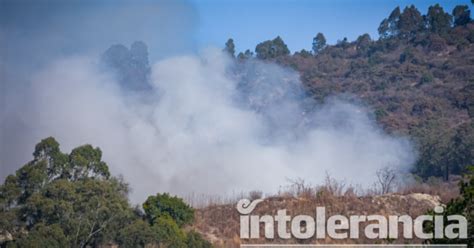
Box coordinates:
[0,0,471,61]
[191,0,471,53]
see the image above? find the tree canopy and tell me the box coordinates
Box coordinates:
[224,38,236,57]
[312,32,327,54]
[143,193,195,227]
[102,41,151,91]
[0,137,212,247]
[255,36,290,59]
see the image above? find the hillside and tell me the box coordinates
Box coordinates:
[227,4,474,180]
[193,193,443,247]
[101,4,474,182]
[2,2,473,248]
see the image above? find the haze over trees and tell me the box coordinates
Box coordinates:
[228,3,474,181]
[1,2,473,247]
[102,41,152,91]
[224,38,236,57]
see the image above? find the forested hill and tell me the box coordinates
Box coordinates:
[1,3,474,248]
[100,4,473,180]
[223,4,474,180]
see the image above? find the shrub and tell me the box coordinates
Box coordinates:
[117,219,158,248]
[426,166,474,246]
[399,48,414,63]
[143,193,194,227]
[420,72,434,84]
[186,230,213,248]
[152,216,187,248]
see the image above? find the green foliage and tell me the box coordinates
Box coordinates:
[255,36,290,59]
[312,32,327,54]
[420,72,434,84]
[239,2,474,181]
[237,49,254,60]
[19,137,111,185]
[374,108,388,121]
[426,4,452,34]
[143,193,194,227]
[295,49,312,58]
[412,121,474,180]
[399,47,415,63]
[224,38,236,57]
[356,33,371,53]
[378,7,401,38]
[0,137,211,247]
[336,37,349,48]
[152,216,187,248]
[398,5,425,39]
[186,230,213,248]
[69,145,110,180]
[379,5,451,40]
[7,224,68,248]
[17,177,132,247]
[117,219,158,248]
[33,137,69,180]
[426,167,474,246]
[453,5,472,27]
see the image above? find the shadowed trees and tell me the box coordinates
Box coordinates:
[224,38,236,57]
[312,32,327,54]
[426,4,452,34]
[453,5,472,26]
[378,7,401,39]
[102,41,151,91]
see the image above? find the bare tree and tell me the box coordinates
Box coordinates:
[286,177,313,198]
[323,172,346,196]
[376,167,397,194]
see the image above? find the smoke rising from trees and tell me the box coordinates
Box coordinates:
[1,0,416,203]
[1,48,415,203]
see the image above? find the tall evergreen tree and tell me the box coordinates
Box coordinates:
[378,7,401,38]
[398,5,425,39]
[453,5,472,26]
[426,4,452,34]
[312,32,327,54]
[224,38,236,57]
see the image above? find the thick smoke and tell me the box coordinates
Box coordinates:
[0,0,197,181]
[1,0,415,203]
[1,48,415,203]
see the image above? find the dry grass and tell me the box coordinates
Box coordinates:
[397,175,461,203]
[190,175,460,247]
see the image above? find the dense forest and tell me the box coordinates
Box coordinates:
[1,3,474,247]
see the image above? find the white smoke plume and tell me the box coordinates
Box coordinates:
[1,48,415,203]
